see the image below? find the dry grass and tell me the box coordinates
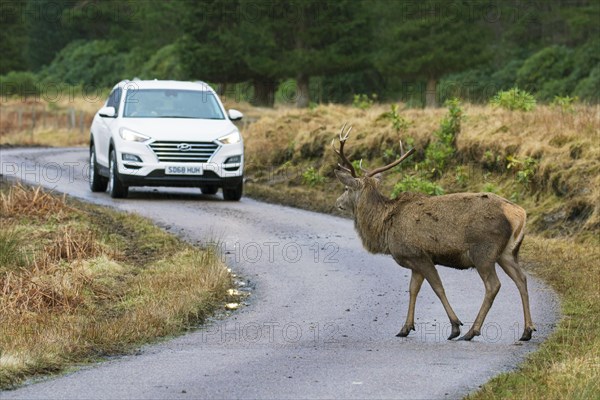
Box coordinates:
[243,103,599,235]
[0,130,89,147]
[0,97,98,147]
[241,102,600,399]
[0,182,236,389]
[1,184,71,220]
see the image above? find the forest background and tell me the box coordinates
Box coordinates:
[1,0,598,108]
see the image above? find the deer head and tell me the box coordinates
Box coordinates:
[332,123,415,214]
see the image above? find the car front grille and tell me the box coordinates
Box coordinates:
[149,141,219,163]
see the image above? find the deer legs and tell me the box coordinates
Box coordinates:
[399,257,533,341]
[397,271,424,337]
[459,262,501,341]
[399,260,463,340]
[498,253,536,341]
[421,267,464,340]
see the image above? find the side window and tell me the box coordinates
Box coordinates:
[106,88,122,115]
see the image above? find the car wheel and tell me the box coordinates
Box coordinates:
[89,144,108,192]
[108,149,128,198]
[201,185,218,195]
[223,181,243,201]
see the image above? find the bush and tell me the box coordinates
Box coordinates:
[490,87,536,111]
[424,98,463,175]
[506,155,538,188]
[140,44,186,81]
[302,167,326,187]
[0,71,40,97]
[571,39,600,82]
[381,104,411,134]
[40,40,130,88]
[391,175,444,197]
[438,68,497,104]
[551,95,579,113]
[573,66,600,103]
[516,46,575,100]
[352,93,377,110]
[385,100,461,198]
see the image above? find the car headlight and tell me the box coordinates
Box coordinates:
[218,131,241,145]
[119,128,150,142]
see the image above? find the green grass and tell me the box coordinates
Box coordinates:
[0,229,26,272]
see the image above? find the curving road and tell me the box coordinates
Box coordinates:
[0,147,559,400]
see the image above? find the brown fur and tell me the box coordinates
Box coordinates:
[335,171,535,341]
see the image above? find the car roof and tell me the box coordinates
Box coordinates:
[114,80,215,92]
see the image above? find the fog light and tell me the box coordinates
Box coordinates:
[122,153,142,162]
[225,155,241,164]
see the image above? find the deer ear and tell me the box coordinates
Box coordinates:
[334,169,360,189]
[371,173,383,184]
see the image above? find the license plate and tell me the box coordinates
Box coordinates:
[165,165,203,175]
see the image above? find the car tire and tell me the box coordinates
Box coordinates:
[108,148,128,198]
[223,181,243,201]
[201,185,219,195]
[89,144,108,192]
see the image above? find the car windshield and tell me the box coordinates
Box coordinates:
[122,89,225,119]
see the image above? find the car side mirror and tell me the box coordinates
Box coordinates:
[99,106,116,118]
[228,109,243,121]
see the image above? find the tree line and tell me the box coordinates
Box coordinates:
[1,0,598,107]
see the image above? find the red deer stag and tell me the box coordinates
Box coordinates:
[332,124,535,341]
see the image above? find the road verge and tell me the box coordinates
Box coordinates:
[0,181,238,389]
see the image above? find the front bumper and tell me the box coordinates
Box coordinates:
[119,170,243,188]
[115,140,244,188]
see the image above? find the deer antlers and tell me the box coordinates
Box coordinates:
[332,123,415,178]
[331,123,357,177]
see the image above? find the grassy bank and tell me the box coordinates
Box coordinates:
[242,102,599,399]
[0,182,237,389]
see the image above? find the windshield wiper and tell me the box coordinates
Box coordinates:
[158,115,196,119]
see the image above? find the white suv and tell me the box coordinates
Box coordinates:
[89,80,244,200]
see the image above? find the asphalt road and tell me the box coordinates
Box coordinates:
[0,147,559,400]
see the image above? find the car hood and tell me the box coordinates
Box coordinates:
[119,118,238,142]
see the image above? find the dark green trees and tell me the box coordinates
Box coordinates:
[180,0,251,92]
[275,0,371,107]
[0,2,27,74]
[1,0,598,105]
[375,1,491,107]
[179,0,371,107]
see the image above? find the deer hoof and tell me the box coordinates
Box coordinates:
[519,327,536,341]
[396,325,414,337]
[458,329,480,341]
[447,324,461,340]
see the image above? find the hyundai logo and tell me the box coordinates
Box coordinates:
[177,143,192,152]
